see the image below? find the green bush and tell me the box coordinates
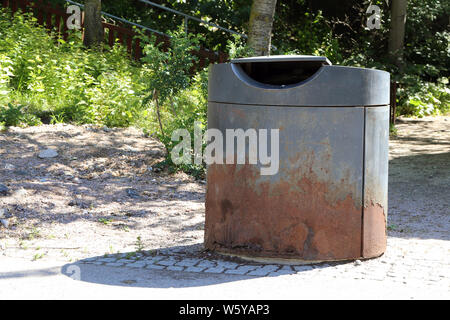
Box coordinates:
[137,29,208,178]
[397,76,450,117]
[0,9,146,127]
[0,103,42,127]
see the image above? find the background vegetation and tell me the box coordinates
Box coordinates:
[0,0,449,177]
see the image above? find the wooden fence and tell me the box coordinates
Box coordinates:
[1,0,228,67]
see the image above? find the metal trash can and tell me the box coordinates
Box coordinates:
[205,55,390,262]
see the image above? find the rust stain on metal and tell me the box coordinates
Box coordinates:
[205,162,362,261]
[362,203,387,258]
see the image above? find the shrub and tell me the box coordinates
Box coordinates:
[0,9,146,127]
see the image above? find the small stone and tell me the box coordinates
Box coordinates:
[38,148,58,159]
[354,260,362,266]
[13,188,28,197]
[0,219,9,228]
[0,208,6,218]
[126,188,140,199]
[4,164,15,170]
[124,145,138,153]
[0,184,8,196]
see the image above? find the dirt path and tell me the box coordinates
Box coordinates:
[388,116,450,240]
[0,116,449,263]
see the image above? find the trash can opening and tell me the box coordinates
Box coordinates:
[231,55,332,87]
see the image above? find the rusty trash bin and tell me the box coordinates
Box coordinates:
[205,55,390,262]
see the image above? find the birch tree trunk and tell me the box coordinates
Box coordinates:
[83,0,104,49]
[248,0,278,56]
[388,0,408,67]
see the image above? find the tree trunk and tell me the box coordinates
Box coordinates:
[153,90,165,138]
[388,0,407,67]
[83,0,104,49]
[248,0,278,56]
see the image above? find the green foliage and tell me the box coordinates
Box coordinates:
[138,67,209,179]
[404,0,449,79]
[397,77,450,117]
[136,28,208,178]
[140,27,201,106]
[0,9,145,127]
[227,34,254,59]
[0,103,42,127]
[99,0,252,52]
[1,1,448,179]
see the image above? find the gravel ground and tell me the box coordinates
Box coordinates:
[0,124,205,261]
[0,116,449,298]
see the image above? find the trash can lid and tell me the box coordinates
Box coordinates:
[231,55,332,66]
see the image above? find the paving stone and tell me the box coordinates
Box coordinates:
[143,256,165,263]
[105,262,124,267]
[293,265,314,272]
[196,260,217,268]
[225,269,247,275]
[204,267,226,274]
[268,267,296,276]
[248,268,271,277]
[97,258,117,263]
[234,265,259,273]
[167,266,184,272]
[185,266,206,273]
[119,259,136,264]
[145,264,165,270]
[216,261,239,269]
[127,261,147,268]
[82,257,98,262]
[157,259,178,266]
[175,259,201,267]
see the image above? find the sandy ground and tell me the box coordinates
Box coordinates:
[0,124,205,262]
[0,116,449,264]
[388,116,449,241]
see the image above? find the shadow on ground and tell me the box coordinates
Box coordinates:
[53,244,349,289]
[388,151,450,241]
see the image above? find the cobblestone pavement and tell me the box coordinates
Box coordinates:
[77,235,449,290]
[75,116,450,293]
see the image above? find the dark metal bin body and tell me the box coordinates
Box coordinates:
[205,56,390,261]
